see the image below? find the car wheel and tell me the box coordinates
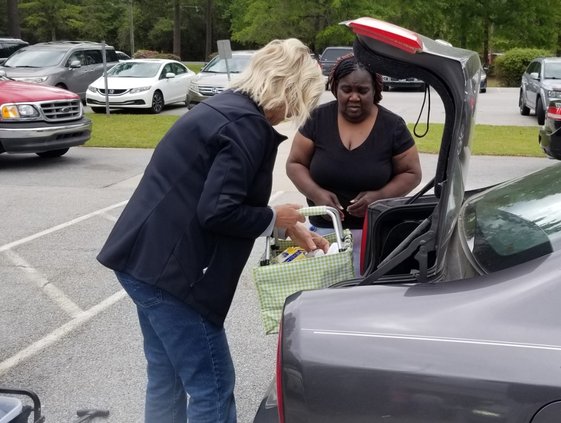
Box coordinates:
[150,91,164,114]
[91,107,105,113]
[480,88,486,93]
[536,97,545,125]
[519,89,530,116]
[36,148,69,158]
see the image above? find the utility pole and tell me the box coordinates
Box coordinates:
[129,0,135,56]
[205,0,213,60]
[173,0,181,58]
[7,0,21,38]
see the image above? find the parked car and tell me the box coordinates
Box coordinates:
[116,50,131,61]
[254,17,561,423]
[0,41,120,101]
[0,37,28,65]
[0,72,91,157]
[538,98,561,160]
[85,59,195,114]
[318,46,353,77]
[479,65,487,93]
[186,50,255,108]
[519,57,561,125]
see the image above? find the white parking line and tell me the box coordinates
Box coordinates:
[0,290,127,377]
[0,200,128,253]
[0,193,287,376]
[4,250,83,318]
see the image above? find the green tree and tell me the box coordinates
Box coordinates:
[229,0,384,52]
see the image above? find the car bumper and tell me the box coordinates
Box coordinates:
[86,92,149,108]
[0,118,92,153]
[539,126,561,159]
[253,379,278,423]
[189,90,214,103]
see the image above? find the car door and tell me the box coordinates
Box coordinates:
[158,63,177,103]
[526,61,541,109]
[170,62,193,99]
[64,49,100,99]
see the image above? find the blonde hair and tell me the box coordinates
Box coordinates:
[230,38,324,127]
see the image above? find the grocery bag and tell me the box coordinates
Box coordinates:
[253,206,354,334]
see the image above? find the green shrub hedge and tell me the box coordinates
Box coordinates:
[494,48,552,87]
[132,49,182,61]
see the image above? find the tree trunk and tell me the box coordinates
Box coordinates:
[483,15,490,67]
[173,0,181,58]
[205,0,213,60]
[7,0,21,38]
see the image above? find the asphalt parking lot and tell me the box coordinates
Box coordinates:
[1,88,555,422]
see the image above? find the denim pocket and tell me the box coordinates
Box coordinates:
[115,271,163,308]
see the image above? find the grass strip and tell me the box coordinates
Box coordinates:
[85,113,543,157]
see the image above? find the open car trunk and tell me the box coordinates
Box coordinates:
[342,18,482,285]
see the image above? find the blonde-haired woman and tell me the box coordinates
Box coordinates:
[97,38,326,423]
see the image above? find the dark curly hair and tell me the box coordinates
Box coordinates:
[327,53,383,104]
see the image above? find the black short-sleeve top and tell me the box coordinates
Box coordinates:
[299,100,415,229]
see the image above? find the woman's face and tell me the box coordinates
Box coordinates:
[336,68,375,122]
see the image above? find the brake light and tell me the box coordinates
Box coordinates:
[360,211,369,274]
[547,102,561,121]
[345,17,423,54]
[276,319,285,422]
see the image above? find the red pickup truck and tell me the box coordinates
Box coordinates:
[0,73,91,158]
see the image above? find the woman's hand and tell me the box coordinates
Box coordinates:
[311,189,345,221]
[346,191,382,218]
[273,204,306,228]
[286,223,330,252]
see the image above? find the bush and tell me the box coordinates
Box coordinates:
[132,49,181,61]
[494,48,552,87]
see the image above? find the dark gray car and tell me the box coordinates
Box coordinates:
[318,46,353,77]
[519,57,561,125]
[254,17,561,423]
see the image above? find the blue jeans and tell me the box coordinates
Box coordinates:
[115,271,236,423]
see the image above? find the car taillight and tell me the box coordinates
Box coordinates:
[547,102,561,121]
[345,17,424,54]
[360,211,369,274]
[276,319,285,423]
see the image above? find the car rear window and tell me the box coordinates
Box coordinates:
[459,164,561,273]
[321,48,352,61]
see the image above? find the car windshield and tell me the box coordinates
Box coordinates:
[202,55,252,74]
[544,62,561,79]
[459,164,561,273]
[321,48,352,61]
[108,62,161,77]
[3,49,66,67]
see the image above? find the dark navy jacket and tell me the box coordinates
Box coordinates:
[97,91,286,326]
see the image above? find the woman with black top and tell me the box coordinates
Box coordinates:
[286,53,422,275]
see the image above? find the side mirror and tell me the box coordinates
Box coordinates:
[69,60,81,69]
[165,72,176,79]
[530,72,539,80]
